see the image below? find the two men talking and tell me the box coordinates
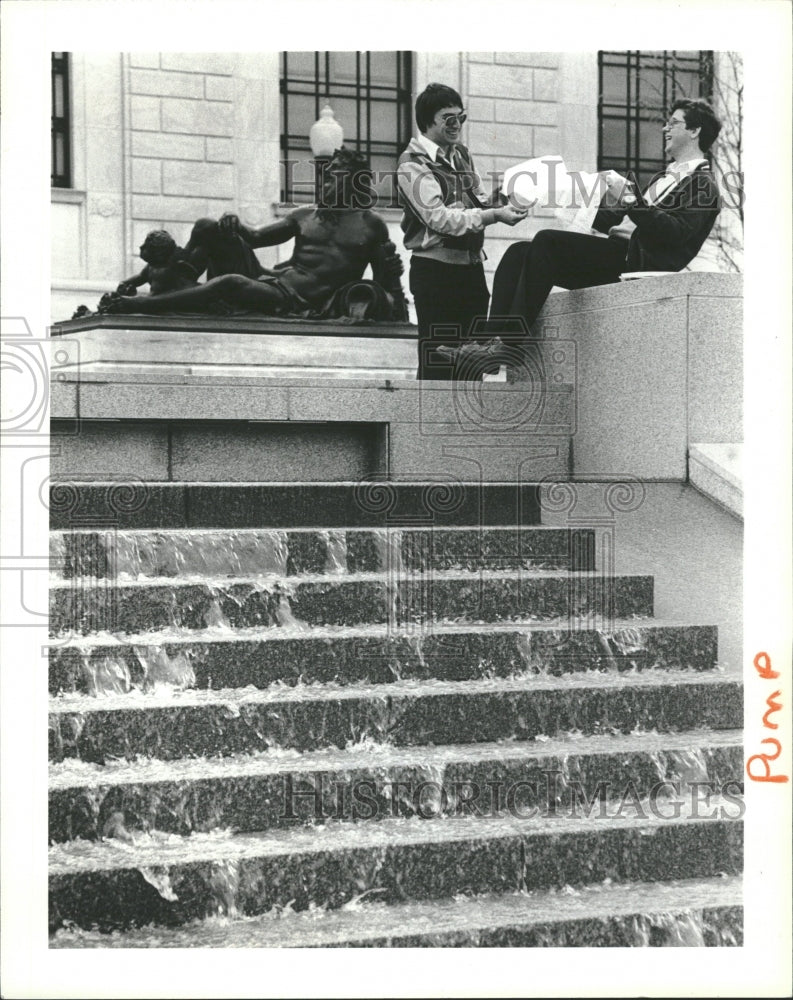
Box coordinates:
[397,85,723,377]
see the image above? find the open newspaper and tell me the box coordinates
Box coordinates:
[501,155,606,234]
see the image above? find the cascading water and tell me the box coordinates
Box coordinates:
[133,645,196,693]
[371,528,406,630]
[139,866,179,902]
[81,650,132,696]
[112,530,292,580]
[631,909,708,946]
[322,530,348,575]
[208,859,241,918]
[49,513,743,949]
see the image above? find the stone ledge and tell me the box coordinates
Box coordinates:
[51,312,417,340]
[689,443,743,520]
[536,271,742,321]
[50,319,420,385]
[515,271,743,480]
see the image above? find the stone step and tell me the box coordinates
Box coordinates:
[49,620,718,696]
[48,806,743,932]
[49,570,654,636]
[49,672,742,762]
[50,526,596,579]
[49,874,743,948]
[49,481,544,530]
[48,728,743,843]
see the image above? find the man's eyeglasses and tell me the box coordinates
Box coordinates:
[438,112,467,126]
[664,117,688,129]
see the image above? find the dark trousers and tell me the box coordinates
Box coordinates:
[409,256,490,380]
[490,230,628,330]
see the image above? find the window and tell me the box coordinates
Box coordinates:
[598,51,714,188]
[280,51,413,205]
[51,52,72,188]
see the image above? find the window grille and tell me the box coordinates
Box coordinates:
[598,51,714,188]
[280,51,413,205]
[51,52,72,188]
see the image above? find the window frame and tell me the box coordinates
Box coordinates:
[597,50,714,188]
[51,52,72,189]
[279,51,413,206]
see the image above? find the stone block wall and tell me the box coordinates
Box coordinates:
[461,52,598,280]
[126,52,281,274]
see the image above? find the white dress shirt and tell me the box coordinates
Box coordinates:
[609,159,708,240]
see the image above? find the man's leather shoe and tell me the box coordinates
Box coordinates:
[437,337,505,375]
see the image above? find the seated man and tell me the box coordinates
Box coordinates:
[100,148,406,321]
[441,98,723,369]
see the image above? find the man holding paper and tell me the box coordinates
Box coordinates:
[440,99,722,369]
[397,83,528,380]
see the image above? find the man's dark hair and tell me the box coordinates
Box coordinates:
[415,83,464,133]
[671,98,722,152]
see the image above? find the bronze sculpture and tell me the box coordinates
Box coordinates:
[114,230,202,297]
[96,148,408,323]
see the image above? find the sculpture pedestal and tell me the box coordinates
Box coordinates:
[50,316,572,484]
[51,313,420,381]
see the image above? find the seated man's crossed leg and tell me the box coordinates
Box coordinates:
[439,230,627,370]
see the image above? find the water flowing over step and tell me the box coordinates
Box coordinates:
[50,526,595,578]
[48,500,743,946]
[49,728,742,842]
[49,805,742,933]
[49,672,741,761]
[49,619,720,695]
[50,875,743,948]
[49,569,655,636]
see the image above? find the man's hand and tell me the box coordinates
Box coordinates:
[601,171,636,206]
[115,281,138,296]
[218,213,242,236]
[495,205,529,227]
[378,241,404,279]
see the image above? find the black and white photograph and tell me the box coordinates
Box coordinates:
[1,1,790,997]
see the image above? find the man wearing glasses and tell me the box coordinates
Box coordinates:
[397,83,527,379]
[440,98,723,371]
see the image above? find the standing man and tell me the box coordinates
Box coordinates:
[397,83,527,380]
[441,98,723,370]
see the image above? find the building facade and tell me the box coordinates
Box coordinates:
[50,50,737,321]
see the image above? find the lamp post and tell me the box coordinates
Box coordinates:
[309,104,343,205]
